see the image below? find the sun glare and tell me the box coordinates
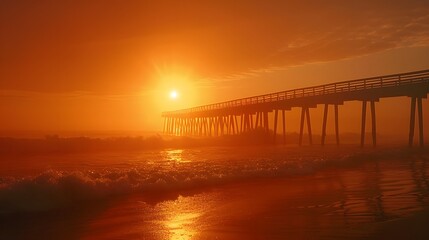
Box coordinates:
[170,90,178,99]
[152,66,198,111]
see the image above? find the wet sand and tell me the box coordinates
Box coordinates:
[77,155,429,239]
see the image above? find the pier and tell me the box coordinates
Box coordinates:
[162,70,429,147]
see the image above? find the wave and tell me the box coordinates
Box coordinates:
[0,146,423,215]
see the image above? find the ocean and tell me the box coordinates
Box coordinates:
[1,145,429,239]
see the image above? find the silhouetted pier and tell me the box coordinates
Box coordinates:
[162,69,429,147]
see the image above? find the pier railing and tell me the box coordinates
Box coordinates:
[162,69,429,116]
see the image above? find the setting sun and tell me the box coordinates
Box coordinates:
[2,1,429,239]
[151,67,200,113]
[169,90,178,100]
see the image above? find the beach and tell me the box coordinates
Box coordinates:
[3,1,429,239]
[1,145,429,239]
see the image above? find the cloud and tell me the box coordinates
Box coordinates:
[0,90,143,101]
[1,0,429,93]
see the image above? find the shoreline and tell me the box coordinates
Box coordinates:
[2,152,429,239]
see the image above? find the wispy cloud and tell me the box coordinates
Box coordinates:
[202,6,429,85]
[0,90,145,101]
[1,1,429,93]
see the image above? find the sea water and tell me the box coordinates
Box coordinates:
[1,145,429,239]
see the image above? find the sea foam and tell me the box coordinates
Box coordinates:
[0,146,413,214]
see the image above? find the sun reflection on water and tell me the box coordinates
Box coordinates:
[164,149,190,163]
[158,195,210,240]
[166,212,200,240]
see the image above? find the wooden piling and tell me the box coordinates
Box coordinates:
[370,101,376,147]
[282,110,286,145]
[306,108,313,145]
[361,101,367,147]
[321,104,328,146]
[299,107,305,146]
[273,109,278,143]
[418,97,424,147]
[334,104,340,146]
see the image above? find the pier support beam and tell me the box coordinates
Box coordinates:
[371,101,377,147]
[203,118,208,136]
[243,113,251,132]
[335,104,340,146]
[320,103,341,146]
[178,118,182,136]
[409,97,425,147]
[361,100,377,147]
[227,115,232,135]
[235,115,239,134]
[361,101,367,147]
[240,114,244,133]
[171,117,176,135]
[321,104,328,146]
[198,118,202,136]
[299,107,313,146]
[299,108,305,146]
[209,118,213,136]
[213,117,217,136]
[220,116,225,136]
[282,110,286,145]
[255,112,260,129]
[273,110,279,143]
[242,114,246,132]
[264,111,269,133]
[418,97,424,147]
[306,108,313,145]
[409,97,416,147]
[247,115,249,132]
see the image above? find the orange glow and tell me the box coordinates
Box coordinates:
[149,66,200,114]
[169,90,178,100]
[0,1,429,134]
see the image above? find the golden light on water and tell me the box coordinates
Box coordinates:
[166,212,200,240]
[158,194,212,240]
[164,149,190,163]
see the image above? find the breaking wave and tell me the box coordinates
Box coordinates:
[0,146,419,214]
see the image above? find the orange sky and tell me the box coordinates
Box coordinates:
[1,0,429,136]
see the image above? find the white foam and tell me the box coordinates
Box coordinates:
[0,146,409,214]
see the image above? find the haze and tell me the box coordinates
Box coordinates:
[1,0,429,136]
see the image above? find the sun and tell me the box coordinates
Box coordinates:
[169,90,178,100]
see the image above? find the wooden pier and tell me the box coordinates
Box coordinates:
[162,69,429,147]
